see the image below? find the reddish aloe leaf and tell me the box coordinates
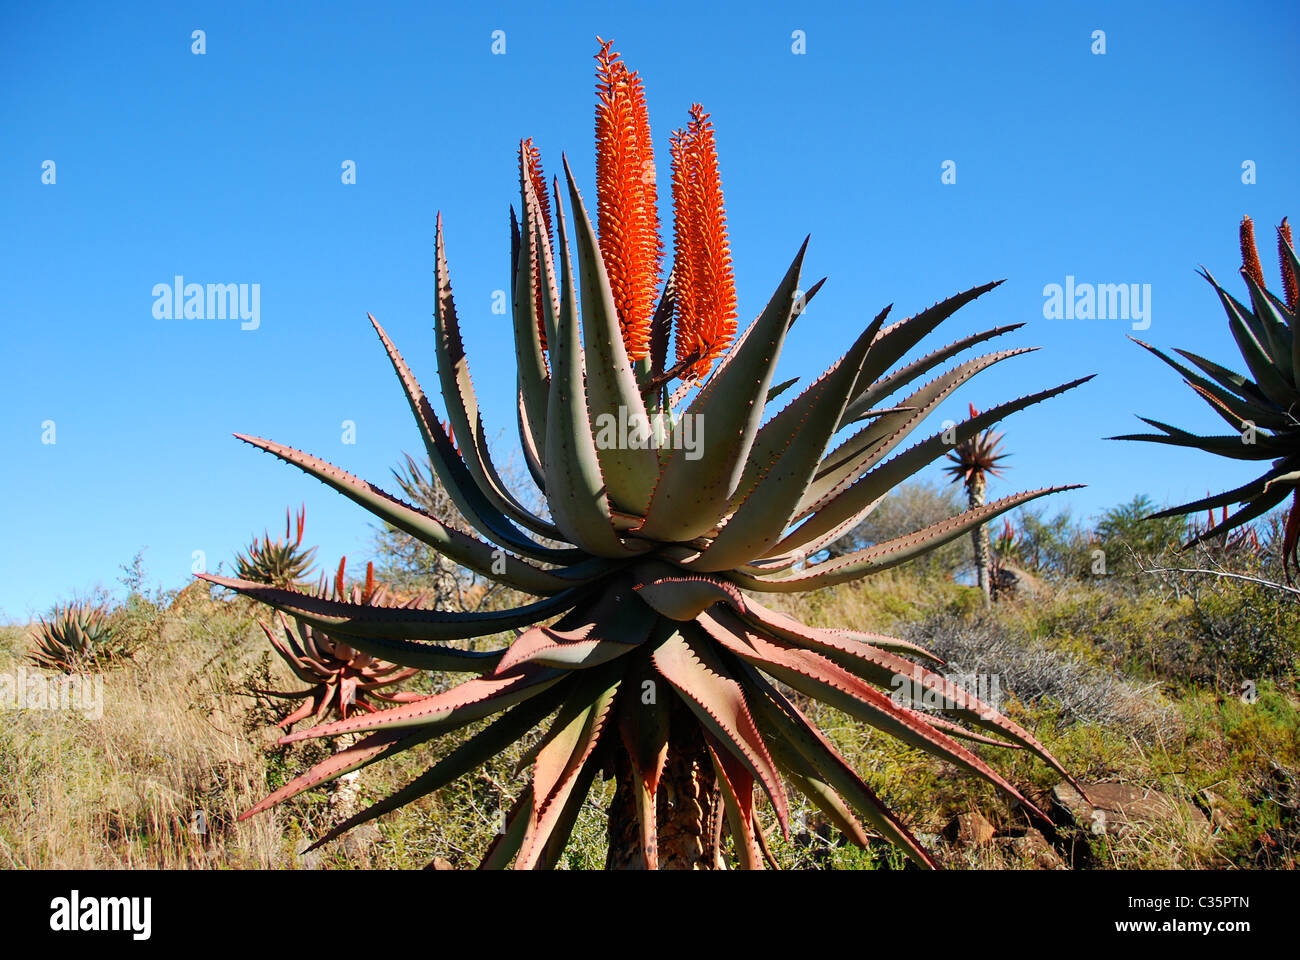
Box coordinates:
[278,664,563,744]
[741,664,938,868]
[737,598,1078,790]
[240,726,435,821]
[304,687,566,853]
[650,628,790,834]
[703,732,763,869]
[631,563,745,620]
[698,609,1048,823]
[530,672,621,821]
[479,792,533,870]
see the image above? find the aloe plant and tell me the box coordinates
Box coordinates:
[235,505,316,588]
[944,403,1010,606]
[1116,216,1300,579]
[257,558,423,731]
[29,601,116,673]
[204,40,1091,869]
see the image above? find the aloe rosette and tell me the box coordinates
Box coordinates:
[258,558,424,730]
[204,41,1091,868]
[1116,216,1300,578]
[235,505,317,588]
[29,600,115,673]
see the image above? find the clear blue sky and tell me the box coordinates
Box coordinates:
[2,1,1297,620]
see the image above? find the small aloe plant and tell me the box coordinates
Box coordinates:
[29,601,116,673]
[205,40,1091,869]
[235,505,316,588]
[257,558,424,731]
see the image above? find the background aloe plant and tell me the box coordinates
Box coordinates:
[204,41,1092,869]
[29,600,118,674]
[945,403,1011,606]
[234,505,316,589]
[1117,216,1300,581]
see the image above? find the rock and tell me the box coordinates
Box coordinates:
[943,811,995,847]
[1052,782,1210,839]
[429,857,455,871]
[991,562,1045,600]
[997,828,1067,869]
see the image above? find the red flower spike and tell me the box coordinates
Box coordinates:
[594,39,662,361]
[1240,215,1266,290]
[1279,218,1297,312]
[669,104,737,379]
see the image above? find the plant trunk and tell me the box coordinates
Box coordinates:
[969,475,991,607]
[605,699,725,869]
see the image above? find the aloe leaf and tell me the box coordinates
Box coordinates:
[797,348,1037,522]
[526,668,621,813]
[704,734,763,869]
[511,206,550,491]
[617,653,670,868]
[842,323,1026,423]
[766,376,800,404]
[541,182,650,557]
[728,311,889,513]
[733,602,1083,791]
[494,591,656,673]
[479,792,532,869]
[1128,336,1291,431]
[240,726,439,821]
[651,627,790,831]
[637,241,808,541]
[563,157,662,514]
[1111,427,1286,459]
[514,160,556,444]
[1146,467,1298,520]
[516,673,619,869]
[1183,482,1292,549]
[303,683,568,852]
[279,663,565,743]
[1173,345,1274,409]
[234,431,596,592]
[1205,269,1300,408]
[202,575,576,671]
[699,611,1048,824]
[843,280,1004,423]
[434,218,561,533]
[748,486,1079,591]
[1241,270,1296,384]
[742,665,935,867]
[777,377,1093,557]
[537,753,603,869]
[691,325,876,572]
[632,567,744,620]
[759,730,871,848]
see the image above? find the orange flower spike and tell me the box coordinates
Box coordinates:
[1240,215,1265,289]
[519,138,554,348]
[363,562,376,604]
[1278,218,1297,311]
[670,104,737,378]
[594,39,661,360]
[334,557,347,600]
